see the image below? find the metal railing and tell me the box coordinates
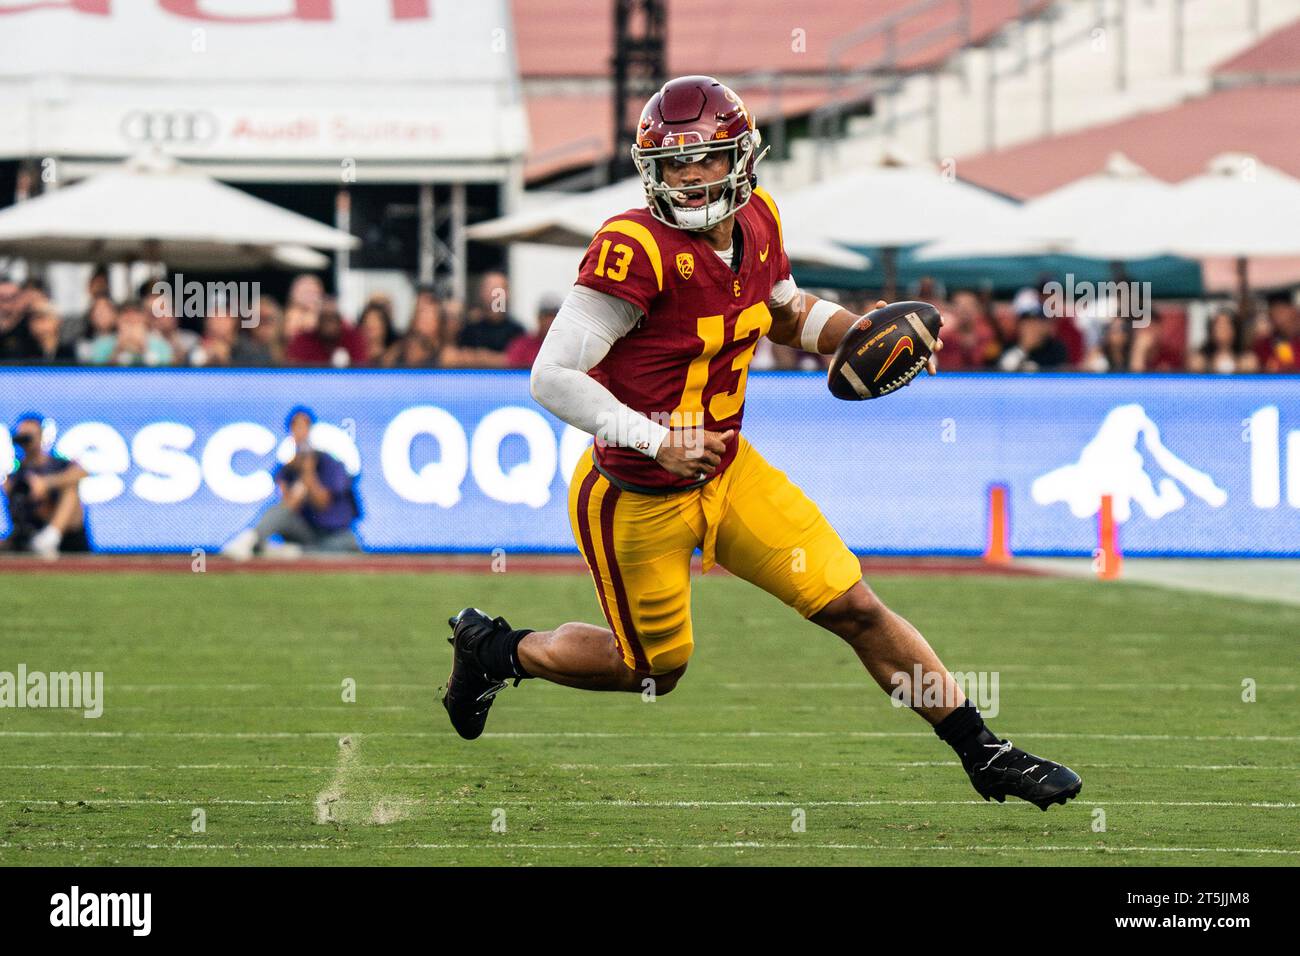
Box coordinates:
[810,0,1050,176]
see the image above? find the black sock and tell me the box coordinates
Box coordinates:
[474,628,534,683]
[933,701,1001,771]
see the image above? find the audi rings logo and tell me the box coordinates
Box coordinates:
[121,110,218,145]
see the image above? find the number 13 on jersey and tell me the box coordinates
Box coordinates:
[593,239,634,283]
[675,302,772,422]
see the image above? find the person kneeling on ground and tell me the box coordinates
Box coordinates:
[2,412,90,560]
[222,406,361,559]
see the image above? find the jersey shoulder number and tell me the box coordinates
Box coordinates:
[575,209,669,315]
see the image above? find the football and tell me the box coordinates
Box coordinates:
[826,300,944,400]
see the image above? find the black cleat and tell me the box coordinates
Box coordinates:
[439,607,514,740]
[966,739,1082,811]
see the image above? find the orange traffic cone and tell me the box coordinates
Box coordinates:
[1096,494,1122,580]
[983,484,1012,565]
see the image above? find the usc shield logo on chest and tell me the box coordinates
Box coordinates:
[675,252,694,280]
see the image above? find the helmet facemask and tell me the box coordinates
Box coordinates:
[632,129,766,231]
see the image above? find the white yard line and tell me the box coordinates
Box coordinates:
[2,730,1297,742]
[1020,557,1300,606]
[1,840,1296,855]
[99,681,1300,693]
[1,761,1296,771]
[3,798,1295,809]
[720,683,1299,692]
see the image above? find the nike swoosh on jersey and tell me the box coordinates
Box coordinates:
[759,245,770,262]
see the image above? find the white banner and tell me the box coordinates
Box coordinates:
[0,0,526,164]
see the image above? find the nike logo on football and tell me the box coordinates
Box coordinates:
[759,245,770,262]
[873,336,914,382]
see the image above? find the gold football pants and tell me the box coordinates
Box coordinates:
[568,436,862,674]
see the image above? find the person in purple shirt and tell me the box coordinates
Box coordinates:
[221,406,360,559]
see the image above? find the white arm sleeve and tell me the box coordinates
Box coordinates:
[529,285,671,459]
[767,277,842,353]
[768,277,799,309]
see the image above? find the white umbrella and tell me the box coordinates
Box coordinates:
[917,153,1173,262]
[1156,153,1300,258]
[1077,154,1300,301]
[0,150,357,270]
[781,159,1021,248]
[467,176,870,270]
[777,149,1020,293]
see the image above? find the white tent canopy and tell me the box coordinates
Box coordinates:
[0,151,357,270]
[469,177,870,270]
[917,153,1173,261]
[1135,153,1300,259]
[917,153,1300,265]
[776,150,1022,250]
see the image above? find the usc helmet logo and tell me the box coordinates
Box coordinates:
[676,252,694,280]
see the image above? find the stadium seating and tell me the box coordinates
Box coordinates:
[515,0,1300,186]
[515,0,1051,181]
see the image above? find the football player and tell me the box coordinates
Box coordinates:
[441,76,1081,810]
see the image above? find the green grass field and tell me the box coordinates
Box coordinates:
[2,568,1297,866]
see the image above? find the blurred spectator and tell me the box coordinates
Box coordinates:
[359,301,396,366]
[391,296,446,368]
[288,273,325,311]
[1253,294,1300,373]
[1083,318,1135,373]
[939,289,999,370]
[910,275,946,303]
[998,311,1069,371]
[1039,276,1087,368]
[1011,285,1044,320]
[141,282,199,360]
[283,301,318,340]
[0,280,29,360]
[189,308,271,367]
[248,295,287,365]
[87,300,174,366]
[441,295,466,346]
[1189,307,1258,374]
[4,265,1284,375]
[505,295,560,369]
[286,298,366,367]
[21,302,76,364]
[990,302,1019,354]
[87,266,110,301]
[76,295,118,364]
[221,406,360,559]
[458,270,524,353]
[1130,310,1185,372]
[2,412,89,559]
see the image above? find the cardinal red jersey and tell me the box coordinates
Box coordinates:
[574,187,792,492]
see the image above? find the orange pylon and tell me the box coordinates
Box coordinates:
[983,484,1012,565]
[1097,494,1122,580]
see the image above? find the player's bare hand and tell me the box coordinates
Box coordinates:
[928,335,943,375]
[655,428,734,479]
